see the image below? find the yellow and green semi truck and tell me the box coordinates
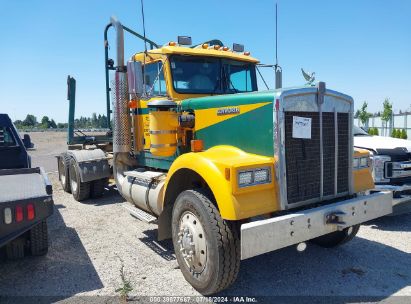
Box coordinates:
[58,18,392,294]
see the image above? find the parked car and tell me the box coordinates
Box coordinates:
[354,125,411,214]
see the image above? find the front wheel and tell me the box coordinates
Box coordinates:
[172,189,240,295]
[310,225,360,248]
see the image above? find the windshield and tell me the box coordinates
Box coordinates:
[170,55,257,94]
[353,125,370,136]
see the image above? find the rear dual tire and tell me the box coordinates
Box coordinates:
[30,220,49,256]
[5,221,49,259]
[58,154,71,193]
[68,158,107,201]
[69,158,91,201]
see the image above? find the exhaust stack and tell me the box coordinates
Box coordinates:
[110,17,131,154]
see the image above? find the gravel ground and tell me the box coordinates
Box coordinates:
[0,132,410,302]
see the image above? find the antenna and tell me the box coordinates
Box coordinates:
[140,0,148,96]
[275,2,282,89]
[140,0,148,54]
[275,2,278,66]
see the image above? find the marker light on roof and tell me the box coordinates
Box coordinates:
[233,43,245,52]
[168,41,176,46]
[177,36,192,45]
[213,45,221,50]
[202,44,208,49]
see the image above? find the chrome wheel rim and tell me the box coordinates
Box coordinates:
[70,168,78,193]
[177,211,207,273]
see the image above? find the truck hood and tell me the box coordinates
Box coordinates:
[354,135,411,153]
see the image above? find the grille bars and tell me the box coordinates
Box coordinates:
[334,109,339,196]
[317,82,326,201]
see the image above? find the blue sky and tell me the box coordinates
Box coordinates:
[0,0,410,122]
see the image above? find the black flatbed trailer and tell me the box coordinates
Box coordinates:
[0,168,53,248]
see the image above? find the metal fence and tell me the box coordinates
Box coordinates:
[355,113,411,137]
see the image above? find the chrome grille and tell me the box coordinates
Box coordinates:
[284,111,349,205]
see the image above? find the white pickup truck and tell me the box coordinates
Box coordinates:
[354,125,411,214]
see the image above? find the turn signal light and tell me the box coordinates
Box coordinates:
[27,204,35,220]
[191,139,204,152]
[16,206,23,222]
[225,168,231,180]
[128,99,138,109]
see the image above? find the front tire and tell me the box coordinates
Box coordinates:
[172,189,240,295]
[69,158,90,201]
[310,225,360,248]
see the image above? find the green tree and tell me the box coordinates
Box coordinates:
[391,128,397,138]
[381,98,393,135]
[91,113,98,128]
[374,127,379,135]
[13,120,23,128]
[396,129,402,138]
[358,101,371,126]
[40,116,51,128]
[22,114,37,127]
[401,129,408,139]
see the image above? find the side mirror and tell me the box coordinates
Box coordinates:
[22,134,34,149]
[127,61,144,98]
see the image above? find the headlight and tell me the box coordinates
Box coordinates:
[254,168,270,183]
[353,156,370,169]
[371,155,391,183]
[238,167,271,187]
[359,157,368,167]
[238,171,253,186]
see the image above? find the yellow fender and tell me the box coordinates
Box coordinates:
[163,146,278,220]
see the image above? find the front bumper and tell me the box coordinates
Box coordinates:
[240,191,392,260]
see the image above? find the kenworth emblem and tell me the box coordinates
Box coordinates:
[217,107,240,116]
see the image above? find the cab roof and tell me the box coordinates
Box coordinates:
[133,45,259,63]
